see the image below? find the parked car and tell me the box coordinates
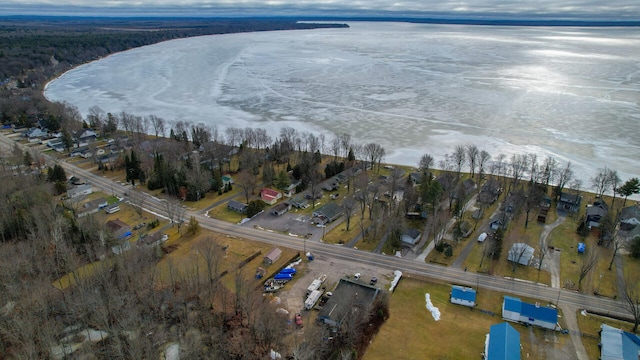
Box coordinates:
[354,273,361,280]
[370,277,378,285]
[295,313,303,327]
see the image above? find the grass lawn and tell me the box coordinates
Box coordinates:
[323,214,368,245]
[207,202,246,223]
[156,231,300,291]
[363,277,563,360]
[547,214,617,297]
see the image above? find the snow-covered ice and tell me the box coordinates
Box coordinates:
[45,22,640,184]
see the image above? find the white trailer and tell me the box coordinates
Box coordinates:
[307,280,322,296]
[305,290,323,310]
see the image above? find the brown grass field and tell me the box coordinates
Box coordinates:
[363,276,572,360]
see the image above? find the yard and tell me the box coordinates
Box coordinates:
[364,276,573,360]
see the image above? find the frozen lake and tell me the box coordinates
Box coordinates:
[45,22,640,185]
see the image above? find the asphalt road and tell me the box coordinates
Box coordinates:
[0,132,634,323]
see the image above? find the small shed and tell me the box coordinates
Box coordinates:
[485,322,521,360]
[450,285,476,307]
[401,228,421,245]
[263,248,282,266]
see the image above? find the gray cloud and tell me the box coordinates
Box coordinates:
[1,0,638,19]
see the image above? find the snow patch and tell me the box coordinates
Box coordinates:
[389,270,402,292]
[425,293,441,321]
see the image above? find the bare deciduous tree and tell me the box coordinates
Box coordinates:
[578,249,598,292]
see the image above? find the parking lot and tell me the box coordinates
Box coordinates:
[241,208,324,240]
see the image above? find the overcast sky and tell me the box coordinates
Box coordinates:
[1,0,638,19]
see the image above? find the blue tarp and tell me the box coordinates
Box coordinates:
[578,243,586,253]
[279,268,297,274]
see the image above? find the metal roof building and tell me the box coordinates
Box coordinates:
[450,285,476,307]
[485,322,521,360]
[502,296,558,330]
[600,323,640,360]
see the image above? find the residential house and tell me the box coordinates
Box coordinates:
[221,175,233,188]
[502,296,558,330]
[312,202,344,225]
[271,202,291,217]
[283,180,301,197]
[599,323,640,360]
[106,219,132,240]
[263,247,282,266]
[335,173,348,184]
[507,243,535,266]
[321,179,339,192]
[261,188,282,206]
[67,183,93,198]
[585,199,609,228]
[74,129,98,147]
[618,204,640,242]
[289,195,309,209]
[490,218,507,231]
[138,232,168,247]
[24,127,47,142]
[401,228,421,245]
[450,285,476,308]
[409,172,422,185]
[557,192,582,213]
[77,197,108,218]
[227,200,248,214]
[478,178,502,205]
[459,221,473,238]
[484,322,521,360]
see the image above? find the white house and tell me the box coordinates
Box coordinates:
[502,296,558,330]
[507,243,535,266]
[450,285,476,307]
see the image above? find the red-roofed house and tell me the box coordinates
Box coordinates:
[261,188,282,205]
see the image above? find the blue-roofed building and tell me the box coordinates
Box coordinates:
[502,296,558,330]
[484,322,521,360]
[450,285,476,307]
[600,323,640,360]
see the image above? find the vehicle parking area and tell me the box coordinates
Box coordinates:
[276,253,395,316]
[243,210,321,239]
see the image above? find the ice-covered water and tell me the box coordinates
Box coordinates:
[45,22,640,184]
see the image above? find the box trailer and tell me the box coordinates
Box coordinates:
[305,289,323,310]
[274,273,293,281]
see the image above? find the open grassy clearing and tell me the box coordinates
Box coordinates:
[207,202,246,223]
[363,276,568,360]
[323,213,368,245]
[547,213,618,297]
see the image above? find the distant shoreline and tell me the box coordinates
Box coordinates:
[2,14,639,28]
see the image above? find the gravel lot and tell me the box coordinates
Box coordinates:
[275,252,396,315]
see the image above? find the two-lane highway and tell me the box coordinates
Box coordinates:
[0,132,634,323]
